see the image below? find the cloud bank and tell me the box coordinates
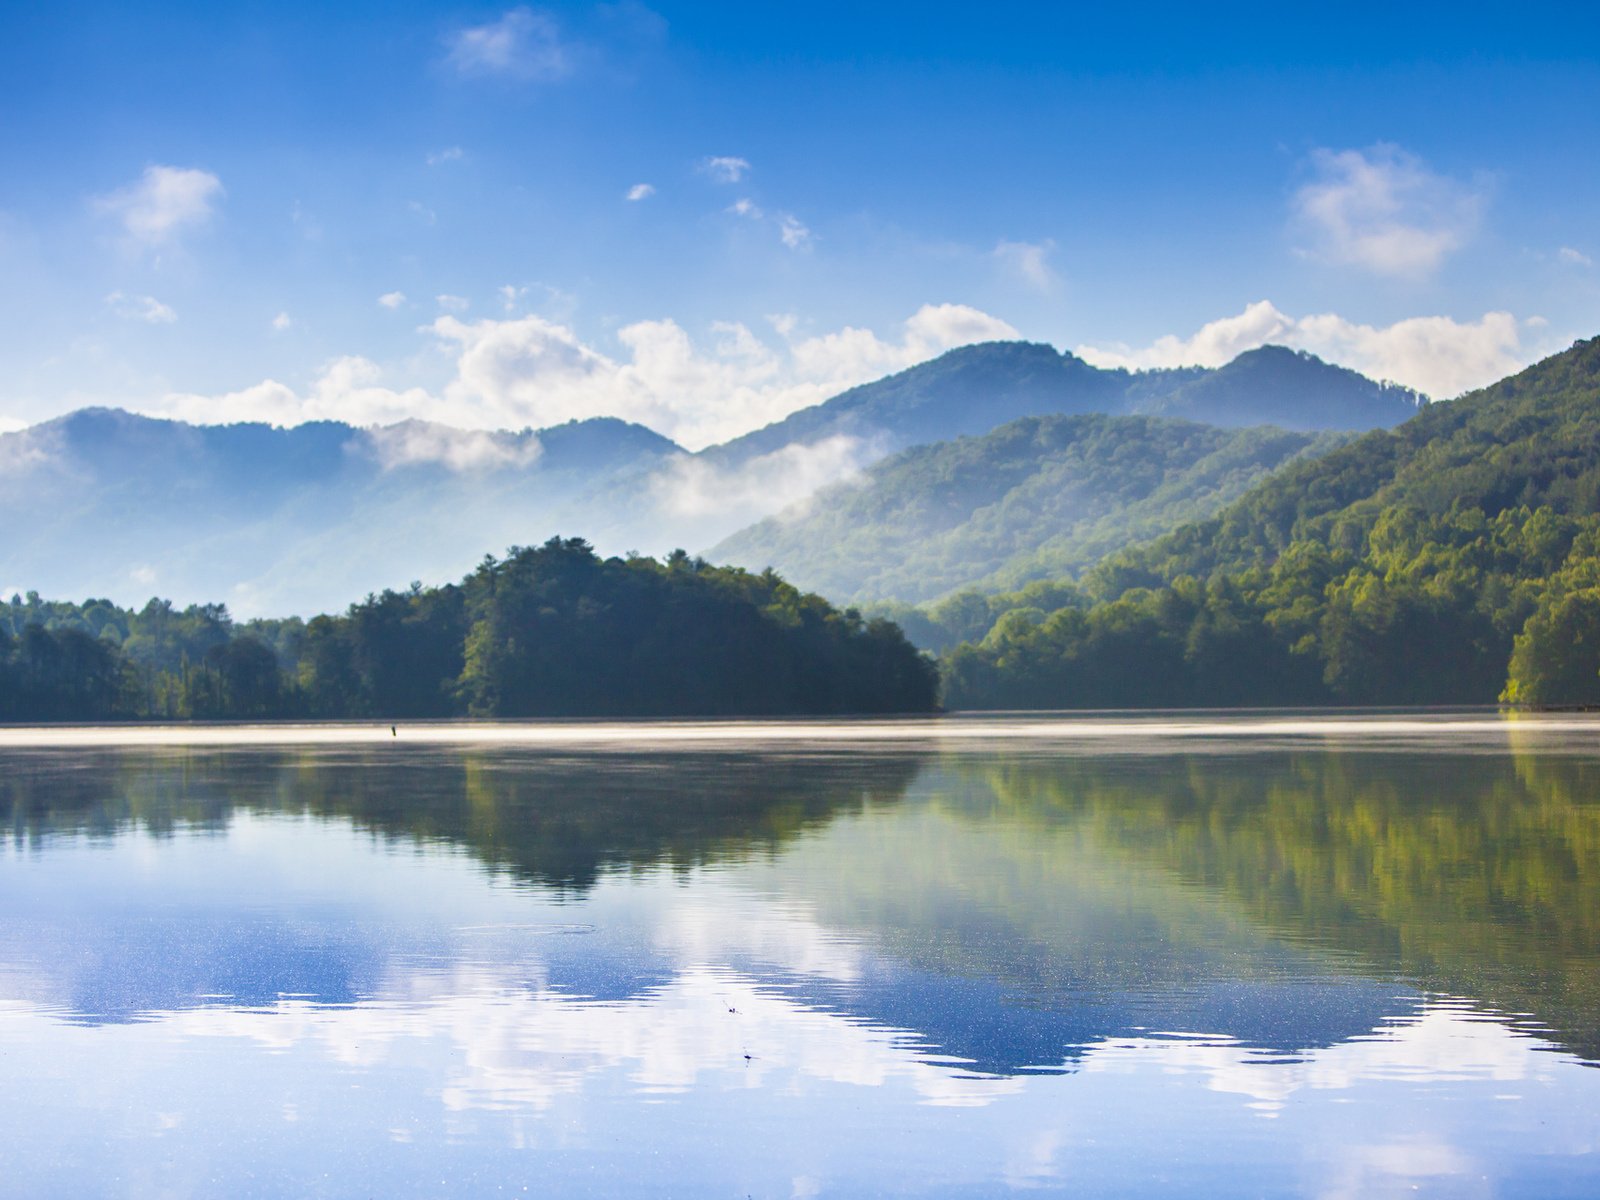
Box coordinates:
[151,303,1020,450]
[1076,300,1530,399]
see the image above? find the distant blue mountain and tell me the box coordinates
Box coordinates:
[0,343,1421,615]
[0,408,680,616]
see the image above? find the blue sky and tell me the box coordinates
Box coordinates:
[2,1,1597,446]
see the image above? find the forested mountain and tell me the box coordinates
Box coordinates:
[0,538,937,720]
[1121,344,1421,429]
[708,342,1421,468]
[710,414,1347,605]
[944,336,1600,708]
[0,342,1418,615]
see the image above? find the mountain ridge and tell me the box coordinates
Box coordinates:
[1,340,1424,615]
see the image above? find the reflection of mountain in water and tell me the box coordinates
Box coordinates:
[916,749,1600,1065]
[2,738,1596,1071]
[737,766,1425,1073]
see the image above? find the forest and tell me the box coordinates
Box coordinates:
[711,413,1346,605]
[945,337,1600,708]
[0,538,938,720]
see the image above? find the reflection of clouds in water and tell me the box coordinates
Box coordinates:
[656,889,865,983]
[5,934,1599,1195]
[169,964,1024,1114]
[1316,1136,1482,1200]
[1083,1002,1559,1115]
[1003,1128,1064,1188]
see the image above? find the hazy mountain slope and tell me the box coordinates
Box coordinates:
[709,414,1346,604]
[0,409,680,616]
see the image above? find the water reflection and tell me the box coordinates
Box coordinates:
[2,722,1599,1197]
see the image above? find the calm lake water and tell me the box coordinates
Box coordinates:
[2,714,1598,1197]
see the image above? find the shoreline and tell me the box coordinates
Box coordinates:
[1,708,1596,749]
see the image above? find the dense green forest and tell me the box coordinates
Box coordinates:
[945,336,1600,708]
[712,413,1346,605]
[0,538,937,720]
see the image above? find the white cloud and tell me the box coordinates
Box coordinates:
[105,292,177,324]
[1076,300,1531,400]
[158,356,435,429]
[436,294,470,313]
[650,435,879,519]
[778,214,812,250]
[703,156,750,184]
[362,422,542,473]
[409,201,437,225]
[427,146,465,166]
[445,7,569,81]
[783,304,1020,394]
[1292,145,1484,278]
[95,165,223,248]
[377,291,407,310]
[994,239,1059,291]
[0,416,27,435]
[270,312,293,332]
[0,424,63,475]
[1559,246,1593,268]
[625,183,655,201]
[727,200,812,250]
[144,303,1018,450]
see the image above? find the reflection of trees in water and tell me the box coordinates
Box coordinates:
[0,745,928,891]
[5,739,1597,1064]
[943,747,1600,1063]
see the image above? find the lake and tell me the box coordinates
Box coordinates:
[2,713,1598,1197]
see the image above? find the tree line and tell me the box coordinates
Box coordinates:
[943,504,1600,707]
[0,538,938,721]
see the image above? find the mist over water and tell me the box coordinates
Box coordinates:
[2,715,1598,1197]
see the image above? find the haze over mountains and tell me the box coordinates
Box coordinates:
[709,416,1350,605]
[0,342,1424,616]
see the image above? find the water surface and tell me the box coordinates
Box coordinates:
[2,714,1598,1197]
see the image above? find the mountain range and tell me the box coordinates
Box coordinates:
[0,342,1424,615]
